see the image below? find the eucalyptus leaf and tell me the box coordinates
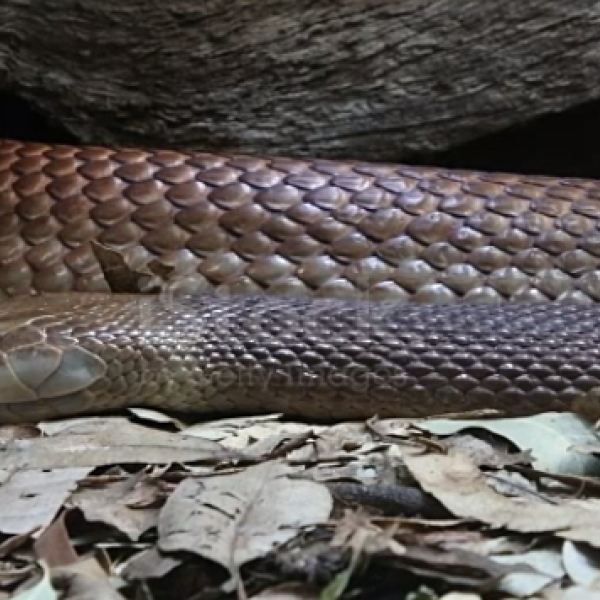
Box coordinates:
[420,412,600,476]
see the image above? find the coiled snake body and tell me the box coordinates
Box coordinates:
[3,139,600,423]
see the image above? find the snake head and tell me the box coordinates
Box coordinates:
[0,324,107,422]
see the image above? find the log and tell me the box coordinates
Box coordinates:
[1,0,600,161]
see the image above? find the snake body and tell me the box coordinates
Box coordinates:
[3,139,600,422]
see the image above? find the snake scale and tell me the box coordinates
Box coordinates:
[3,138,600,423]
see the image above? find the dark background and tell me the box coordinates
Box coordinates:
[2,91,599,180]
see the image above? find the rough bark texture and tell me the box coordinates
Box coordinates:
[1,0,600,162]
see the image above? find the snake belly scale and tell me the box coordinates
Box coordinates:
[3,139,600,422]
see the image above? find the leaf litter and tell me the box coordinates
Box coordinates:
[0,409,600,598]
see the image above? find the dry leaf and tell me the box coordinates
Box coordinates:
[243,431,314,460]
[34,512,78,568]
[420,412,600,475]
[494,546,564,596]
[38,418,120,437]
[69,475,159,541]
[406,589,438,600]
[6,410,600,597]
[392,544,521,589]
[127,408,186,429]
[51,555,126,600]
[158,460,333,582]
[542,585,600,599]
[278,420,391,472]
[250,583,319,599]
[562,540,600,587]
[10,562,56,600]
[331,510,405,556]
[0,469,91,535]
[304,457,394,487]
[0,419,237,470]
[0,529,40,559]
[403,448,600,547]
[183,414,317,452]
[315,422,376,453]
[485,469,541,499]
[442,434,531,469]
[416,529,510,554]
[327,511,517,590]
[0,425,40,443]
[120,547,182,582]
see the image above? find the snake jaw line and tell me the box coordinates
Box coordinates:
[0,353,38,403]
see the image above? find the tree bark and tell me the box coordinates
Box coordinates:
[1,0,600,161]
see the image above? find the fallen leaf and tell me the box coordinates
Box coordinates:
[402,447,600,547]
[250,583,319,599]
[326,511,406,599]
[127,408,186,429]
[442,433,531,469]
[0,529,40,559]
[301,442,405,490]
[267,538,346,583]
[120,547,182,581]
[485,470,546,501]
[34,511,78,567]
[0,424,40,443]
[420,412,600,476]
[494,546,564,596]
[11,562,56,600]
[392,544,521,589]
[244,431,314,460]
[331,509,405,556]
[0,469,91,535]
[69,474,159,541]
[158,460,333,583]
[314,422,377,454]
[183,414,317,452]
[368,418,425,439]
[562,540,600,587]
[542,584,600,599]
[0,419,237,470]
[320,547,360,600]
[415,529,511,554]
[183,413,285,433]
[407,588,442,600]
[51,554,126,600]
[37,418,118,437]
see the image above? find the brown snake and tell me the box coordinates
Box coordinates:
[3,138,600,423]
